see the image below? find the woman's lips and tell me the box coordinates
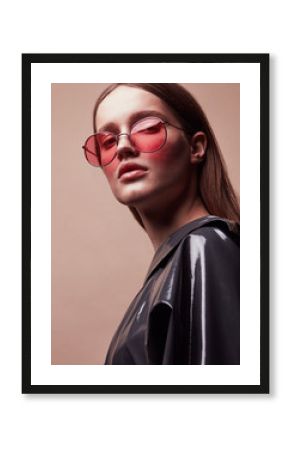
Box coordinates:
[118,162,148,181]
[119,168,148,182]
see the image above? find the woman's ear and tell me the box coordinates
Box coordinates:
[190,131,207,164]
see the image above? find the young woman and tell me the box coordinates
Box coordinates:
[83,83,240,365]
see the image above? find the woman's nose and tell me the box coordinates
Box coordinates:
[116,133,139,159]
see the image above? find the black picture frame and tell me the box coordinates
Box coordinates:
[22,53,269,394]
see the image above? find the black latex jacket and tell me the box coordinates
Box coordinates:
[104,215,240,365]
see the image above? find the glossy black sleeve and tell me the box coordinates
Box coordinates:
[148,226,240,365]
[174,227,240,364]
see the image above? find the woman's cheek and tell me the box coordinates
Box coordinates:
[102,159,118,182]
[145,143,180,165]
[146,151,169,164]
[145,142,185,170]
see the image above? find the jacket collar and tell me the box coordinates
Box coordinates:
[143,215,236,283]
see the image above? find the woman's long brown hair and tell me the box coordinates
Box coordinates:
[93,83,240,232]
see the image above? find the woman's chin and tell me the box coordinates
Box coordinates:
[116,194,149,207]
[114,187,154,208]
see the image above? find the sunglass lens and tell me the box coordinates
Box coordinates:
[83,135,101,166]
[97,133,117,166]
[131,118,166,152]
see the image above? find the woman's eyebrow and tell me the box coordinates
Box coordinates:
[98,110,168,132]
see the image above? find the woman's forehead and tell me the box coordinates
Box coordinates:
[96,86,176,130]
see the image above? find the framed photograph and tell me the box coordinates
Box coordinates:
[22,53,269,394]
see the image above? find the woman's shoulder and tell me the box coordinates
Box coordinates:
[144,215,239,283]
[183,216,240,248]
[170,216,240,279]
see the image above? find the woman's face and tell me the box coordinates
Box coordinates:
[95,86,199,210]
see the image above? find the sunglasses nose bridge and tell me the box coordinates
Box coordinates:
[116,132,138,154]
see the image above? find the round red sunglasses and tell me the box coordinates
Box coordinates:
[82,116,187,167]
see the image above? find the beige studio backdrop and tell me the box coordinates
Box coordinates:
[51,83,240,365]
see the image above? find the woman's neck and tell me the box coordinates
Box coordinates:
[137,195,209,251]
